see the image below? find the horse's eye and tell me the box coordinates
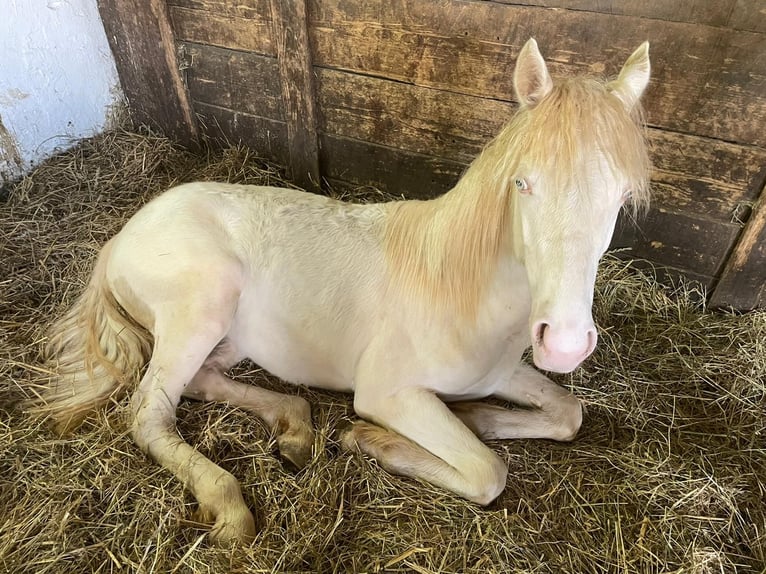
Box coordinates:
[514,178,529,192]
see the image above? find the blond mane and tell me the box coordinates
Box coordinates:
[383,76,650,321]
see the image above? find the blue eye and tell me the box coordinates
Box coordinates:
[514,178,529,191]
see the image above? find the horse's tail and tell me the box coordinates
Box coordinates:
[31,240,153,434]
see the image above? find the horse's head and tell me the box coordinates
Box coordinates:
[508,39,651,373]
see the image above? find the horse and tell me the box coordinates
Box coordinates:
[34,38,651,544]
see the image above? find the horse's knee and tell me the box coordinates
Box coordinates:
[462,454,508,506]
[551,393,582,442]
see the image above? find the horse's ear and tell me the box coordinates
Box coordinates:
[514,38,553,108]
[609,42,651,110]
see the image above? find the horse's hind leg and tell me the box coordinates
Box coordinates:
[182,340,315,469]
[130,294,255,545]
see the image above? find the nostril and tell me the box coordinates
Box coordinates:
[533,321,549,346]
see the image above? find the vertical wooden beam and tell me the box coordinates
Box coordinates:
[98,0,198,146]
[269,0,320,191]
[709,187,766,310]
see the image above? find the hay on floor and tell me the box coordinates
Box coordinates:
[0,128,764,574]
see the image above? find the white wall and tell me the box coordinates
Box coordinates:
[0,0,121,183]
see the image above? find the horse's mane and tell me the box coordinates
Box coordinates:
[384,76,650,320]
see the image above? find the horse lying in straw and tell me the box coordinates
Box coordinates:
[35,39,651,544]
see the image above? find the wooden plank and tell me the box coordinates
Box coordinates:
[709,190,766,310]
[502,0,765,33]
[648,131,766,221]
[308,0,766,146]
[317,69,766,221]
[316,68,513,163]
[270,0,320,191]
[611,208,741,278]
[180,43,283,120]
[98,0,197,145]
[488,0,736,27]
[168,3,273,55]
[689,31,766,148]
[729,0,766,33]
[194,102,289,164]
[319,134,465,199]
[167,0,268,19]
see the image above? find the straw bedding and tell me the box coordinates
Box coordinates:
[0,128,764,573]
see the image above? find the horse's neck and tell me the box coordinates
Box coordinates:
[383,157,517,320]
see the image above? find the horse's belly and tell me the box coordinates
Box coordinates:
[236,326,353,392]
[228,290,361,393]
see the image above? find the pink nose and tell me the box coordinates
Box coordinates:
[531,321,598,373]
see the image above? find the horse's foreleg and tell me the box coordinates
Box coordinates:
[183,347,314,469]
[130,304,255,545]
[345,386,507,505]
[450,363,582,442]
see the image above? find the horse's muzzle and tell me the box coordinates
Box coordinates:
[531,320,597,373]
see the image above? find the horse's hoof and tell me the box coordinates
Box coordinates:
[277,423,314,470]
[337,419,359,452]
[205,507,257,546]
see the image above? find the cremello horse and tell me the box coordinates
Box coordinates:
[37,39,651,544]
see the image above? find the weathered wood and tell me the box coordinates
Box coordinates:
[709,189,766,310]
[490,0,738,28]
[649,131,766,221]
[317,68,766,221]
[167,0,268,19]
[194,102,289,164]
[308,0,766,146]
[504,0,766,33]
[317,68,513,163]
[612,208,741,278]
[320,135,465,200]
[729,0,766,33]
[269,0,320,191]
[180,43,283,120]
[98,0,197,144]
[168,2,273,55]
[502,0,765,33]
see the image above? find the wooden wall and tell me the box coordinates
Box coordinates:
[98,0,766,310]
